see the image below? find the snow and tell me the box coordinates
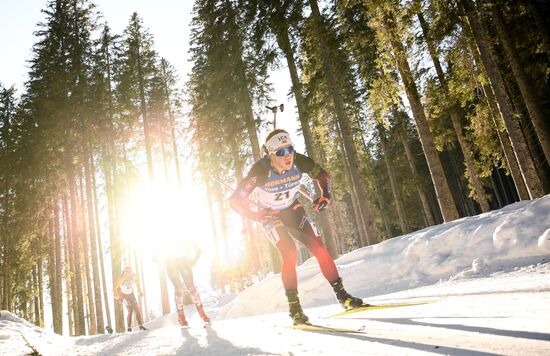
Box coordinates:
[1,195,550,355]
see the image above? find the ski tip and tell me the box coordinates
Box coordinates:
[326,300,439,318]
[289,323,365,333]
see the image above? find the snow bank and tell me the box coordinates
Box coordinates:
[0,310,72,356]
[220,195,550,318]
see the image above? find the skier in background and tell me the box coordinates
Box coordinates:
[114,265,147,331]
[157,238,211,327]
[229,129,366,325]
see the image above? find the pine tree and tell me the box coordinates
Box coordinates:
[412,8,490,212]
[116,12,159,182]
[486,2,549,164]
[460,0,544,198]
[188,0,273,276]
[304,0,380,245]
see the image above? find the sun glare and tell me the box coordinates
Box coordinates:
[120,178,219,294]
[124,180,214,259]
[114,169,253,307]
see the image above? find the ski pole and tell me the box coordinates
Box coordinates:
[210,175,239,197]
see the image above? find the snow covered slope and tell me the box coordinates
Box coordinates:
[220,195,550,319]
[1,195,549,355]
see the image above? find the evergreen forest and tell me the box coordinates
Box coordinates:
[0,0,549,335]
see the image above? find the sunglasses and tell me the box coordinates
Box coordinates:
[274,146,295,157]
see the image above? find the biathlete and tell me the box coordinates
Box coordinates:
[114,265,147,331]
[230,129,365,325]
[163,240,211,327]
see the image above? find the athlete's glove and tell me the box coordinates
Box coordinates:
[313,196,330,211]
[254,208,281,223]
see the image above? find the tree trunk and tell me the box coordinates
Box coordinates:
[460,0,544,198]
[227,4,262,161]
[2,190,12,310]
[309,0,379,244]
[451,109,491,211]
[47,213,58,330]
[53,200,64,334]
[331,205,347,253]
[417,12,491,212]
[68,175,86,335]
[335,125,371,246]
[462,27,529,200]
[103,160,124,332]
[382,12,460,222]
[32,262,40,326]
[62,196,75,336]
[395,113,436,226]
[136,37,155,182]
[490,3,550,164]
[235,63,261,161]
[243,100,262,161]
[159,121,170,183]
[369,164,394,238]
[357,133,392,237]
[273,17,315,155]
[85,153,105,333]
[91,156,112,332]
[37,244,44,327]
[161,63,183,188]
[78,172,96,334]
[1,232,9,311]
[378,124,410,234]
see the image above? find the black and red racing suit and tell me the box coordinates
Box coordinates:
[229,153,339,290]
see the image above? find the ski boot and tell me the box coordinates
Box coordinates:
[286,289,310,325]
[197,306,211,325]
[331,277,366,310]
[139,325,147,331]
[127,327,132,332]
[177,310,189,327]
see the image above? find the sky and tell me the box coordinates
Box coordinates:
[1,194,549,355]
[0,0,299,141]
[0,0,193,92]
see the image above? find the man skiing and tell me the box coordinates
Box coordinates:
[114,265,147,331]
[229,129,365,325]
[162,239,211,327]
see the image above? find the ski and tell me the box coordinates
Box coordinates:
[326,300,436,318]
[180,322,211,329]
[288,323,365,334]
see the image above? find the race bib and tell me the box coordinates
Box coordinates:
[255,166,302,210]
[256,185,300,209]
[120,280,134,295]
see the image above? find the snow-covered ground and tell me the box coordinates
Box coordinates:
[2,195,550,355]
